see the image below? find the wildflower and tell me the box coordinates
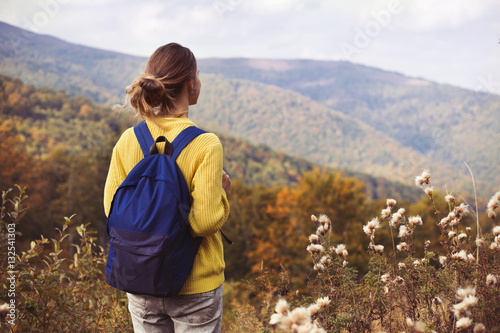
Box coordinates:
[462,295,478,309]
[493,226,500,236]
[0,303,8,318]
[456,317,473,329]
[491,242,499,250]
[467,254,475,262]
[456,286,476,301]
[342,250,348,258]
[314,263,325,272]
[452,301,468,318]
[458,233,467,241]
[318,214,330,226]
[487,195,499,211]
[381,273,391,284]
[408,215,423,227]
[413,259,421,266]
[316,296,330,308]
[398,225,412,238]
[307,304,320,316]
[424,187,434,197]
[390,212,404,227]
[342,260,348,268]
[363,217,381,236]
[440,216,451,228]
[372,244,384,254]
[397,208,406,215]
[275,299,289,315]
[311,215,318,223]
[475,238,484,247]
[451,250,468,261]
[415,170,431,187]
[486,274,498,287]
[397,242,408,252]
[320,256,330,265]
[439,256,447,266]
[455,203,470,216]
[307,244,324,254]
[448,231,456,238]
[381,207,391,219]
[386,198,397,207]
[474,323,486,333]
[398,262,406,269]
[309,234,320,244]
[289,307,309,325]
[335,244,347,256]
[269,313,282,325]
[445,194,456,204]
[424,240,430,249]
[316,225,326,236]
[394,276,404,285]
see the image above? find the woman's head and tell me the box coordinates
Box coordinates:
[125,43,199,118]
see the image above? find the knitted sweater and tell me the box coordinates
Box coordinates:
[103,117,230,294]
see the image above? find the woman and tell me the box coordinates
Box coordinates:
[103,43,231,332]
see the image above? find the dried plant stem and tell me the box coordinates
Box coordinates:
[389,226,397,268]
[463,162,480,263]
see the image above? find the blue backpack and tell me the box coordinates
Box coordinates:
[105,121,206,296]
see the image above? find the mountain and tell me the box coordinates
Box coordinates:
[0,21,145,104]
[0,21,496,198]
[197,58,500,197]
[0,73,419,200]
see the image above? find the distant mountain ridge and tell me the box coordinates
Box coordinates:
[0,21,497,198]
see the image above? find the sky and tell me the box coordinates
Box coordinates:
[0,0,499,93]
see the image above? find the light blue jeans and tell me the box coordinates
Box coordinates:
[127,284,223,333]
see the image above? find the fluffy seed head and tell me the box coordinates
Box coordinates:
[397,242,408,252]
[408,215,423,227]
[445,194,456,204]
[456,317,473,329]
[386,198,397,208]
[307,304,320,317]
[381,207,392,219]
[289,307,310,325]
[439,256,447,266]
[474,323,486,333]
[486,274,498,287]
[451,250,467,261]
[275,299,289,315]
[398,225,412,238]
[493,226,500,236]
[424,187,434,197]
[457,286,476,301]
[309,234,320,244]
[316,296,330,308]
[458,233,467,241]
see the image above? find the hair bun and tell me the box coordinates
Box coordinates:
[139,75,165,107]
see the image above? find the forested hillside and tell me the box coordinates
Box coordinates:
[0,21,497,198]
[0,74,422,241]
[198,58,500,197]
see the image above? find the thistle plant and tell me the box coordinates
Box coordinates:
[267,170,500,333]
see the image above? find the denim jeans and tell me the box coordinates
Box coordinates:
[127,284,223,333]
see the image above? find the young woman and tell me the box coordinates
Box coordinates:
[103,43,231,332]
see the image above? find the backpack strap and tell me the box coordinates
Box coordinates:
[171,126,207,160]
[133,121,206,159]
[134,121,154,157]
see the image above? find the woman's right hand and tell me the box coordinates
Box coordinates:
[222,170,231,194]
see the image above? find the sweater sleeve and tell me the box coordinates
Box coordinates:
[188,140,230,237]
[103,140,129,217]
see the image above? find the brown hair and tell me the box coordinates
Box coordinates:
[123,43,197,119]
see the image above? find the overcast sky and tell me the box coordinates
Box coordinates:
[1,0,499,92]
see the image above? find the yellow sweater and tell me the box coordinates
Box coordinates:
[103,117,230,294]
